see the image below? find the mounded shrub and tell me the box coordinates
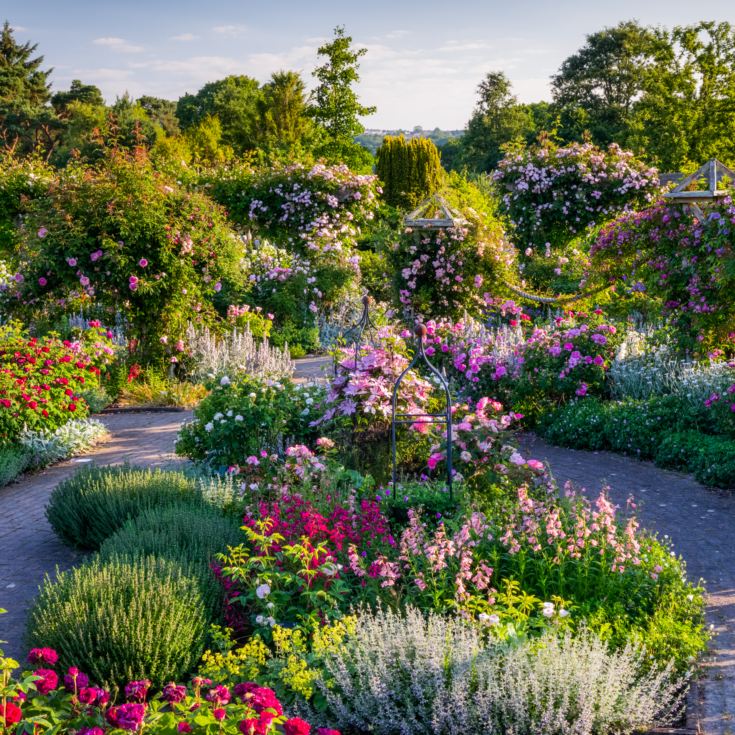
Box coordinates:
[46,465,205,550]
[99,503,242,614]
[0,445,29,486]
[26,555,208,692]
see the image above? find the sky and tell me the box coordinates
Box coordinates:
[5,0,735,130]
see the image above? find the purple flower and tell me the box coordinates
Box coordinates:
[162,683,187,703]
[33,668,58,695]
[79,686,110,706]
[138,258,148,268]
[107,703,146,731]
[125,679,151,701]
[64,667,90,692]
[37,227,48,238]
[38,277,47,287]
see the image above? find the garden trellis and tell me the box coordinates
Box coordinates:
[404,192,466,230]
[391,324,454,500]
[338,294,378,374]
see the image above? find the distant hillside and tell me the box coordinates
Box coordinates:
[356,127,464,154]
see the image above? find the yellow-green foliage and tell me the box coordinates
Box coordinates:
[198,617,356,706]
[375,135,443,209]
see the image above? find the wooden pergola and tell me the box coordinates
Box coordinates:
[403,193,466,230]
[663,158,735,218]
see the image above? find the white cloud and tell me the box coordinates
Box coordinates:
[10,24,28,32]
[171,33,197,42]
[212,24,247,37]
[93,37,144,53]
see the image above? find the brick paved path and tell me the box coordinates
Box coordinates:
[0,411,191,660]
[522,435,734,735]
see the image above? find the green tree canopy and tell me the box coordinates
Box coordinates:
[176,75,262,153]
[630,21,735,170]
[551,21,660,146]
[0,21,54,154]
[460,71,537,171]
[258,70,314,155]
[51,80,104,113]
[310,26,375,168]
[136,95,180,136]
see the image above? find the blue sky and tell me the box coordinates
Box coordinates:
[5,0,735,129]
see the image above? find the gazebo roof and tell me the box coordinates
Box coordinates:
[404,193,465,230]
[663,158,735,203]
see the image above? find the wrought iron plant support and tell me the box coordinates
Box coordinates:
[391,323,453,501]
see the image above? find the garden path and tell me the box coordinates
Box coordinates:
[521,434,735,735]
[0,357,331,661]
[0,411,192,661]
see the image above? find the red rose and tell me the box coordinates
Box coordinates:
[0,702,23,725]
[283,718,311,735]
[27,400,38,409]
[68,403,77,412]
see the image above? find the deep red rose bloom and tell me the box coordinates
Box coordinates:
[177,724,193,734]
[0,702,23,725]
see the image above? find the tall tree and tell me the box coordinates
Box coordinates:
[310,25,375,168]
[630,22,735,170]
[51,80,104,113]
[176,75,262,153]
[0,21,55,154]
[460,71,536,171]
[551,21,660,146]
[258,70,313,153]
[136,95,180,136]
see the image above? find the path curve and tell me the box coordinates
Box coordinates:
[522,435,733,735]
[0,411,192,659]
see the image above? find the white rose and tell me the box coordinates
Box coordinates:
[255,583,271,599]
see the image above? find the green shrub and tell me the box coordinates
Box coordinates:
[653,431,702,472]
[46,465,205,550]
[538,399,610,450]
[99,504,242,614]
[26,555,208,692]
[0,445,29,486]
[375,135,443,209]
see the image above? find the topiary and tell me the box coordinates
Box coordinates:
[26,555,208,693]
[98,503,242,614]
[375,135,443,209]
[46,465,205,550]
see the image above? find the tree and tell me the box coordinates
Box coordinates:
[551,21,660,146]
[258,70,313,154]
[136,96,180,136]
[630,22,735,170]
[51,80,104,113]
[310,26,376,168]
[0,21,55,154]
[459,71,536,171]
[176,75,262,153]
[375,135,443,208]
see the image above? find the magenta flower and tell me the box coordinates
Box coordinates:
[79,687,110,706]
[138,258,148,268]
[27,647,58,666]
[162,683,187,703]
[125,679,151,701]
[107,703,146,731]
[37,227,48,238]
[206,685,231,705]
[67,257,77,267]
[38,277,47,287]
[33,668,58,695]
[79,275,90,287]
[90,249,103,262]
[64,667,90,692]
